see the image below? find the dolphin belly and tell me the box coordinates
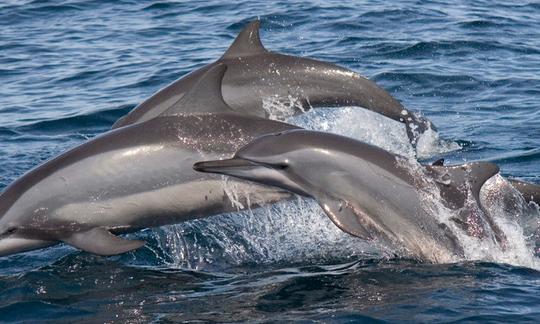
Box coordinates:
[51,178,291,233]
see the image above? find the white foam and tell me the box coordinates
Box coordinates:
[416,126,462,160]
[287,107,460,159]
[262,95,307,120]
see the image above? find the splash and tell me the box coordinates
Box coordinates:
[261,94,307,120]
[152,101,538,269]
[288,107,460,159]
[412,161,540,269]
[479,175,540,267]
[415,125,462,159]
[154,197,384,270]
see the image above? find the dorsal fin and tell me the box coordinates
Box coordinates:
[426,162,499,209]
[222,20,267,59]
[161,63,233,116]
[426,161,505,241]
[425,162,506,245]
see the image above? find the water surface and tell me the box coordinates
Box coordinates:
[1,0,539,322]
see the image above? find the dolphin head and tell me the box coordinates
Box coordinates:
[0,209,55,257]
[193,129,351,197]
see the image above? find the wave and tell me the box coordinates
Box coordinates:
[11,105,133,135]
[372,40,540,58]
[487,148,540,164]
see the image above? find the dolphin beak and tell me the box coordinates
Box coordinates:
[193,158,258,174]
[194,158,310,197]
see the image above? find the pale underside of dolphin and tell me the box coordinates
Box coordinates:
[0,64,302,257]
[112,20,434,144]
[194,130,510,262]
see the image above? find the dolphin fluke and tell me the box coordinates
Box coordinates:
[62,228,145,256]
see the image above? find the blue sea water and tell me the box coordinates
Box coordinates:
[1,0,540,322]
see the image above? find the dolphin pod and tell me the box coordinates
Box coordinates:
[193,129,518,262]
[113,20,434,145]
[1,20,538,260]
[0,64,303,257]
[0,19,438,257]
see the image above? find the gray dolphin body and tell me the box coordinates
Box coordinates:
[194,130,508,262]
[113,20,433,144]
[0,65,300,257]
[508,179,540,206]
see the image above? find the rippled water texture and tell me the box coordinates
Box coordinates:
[0,0,539,322]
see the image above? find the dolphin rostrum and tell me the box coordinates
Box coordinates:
[0,64,302,257]
[113,20,434,145]
[194,130,509,262]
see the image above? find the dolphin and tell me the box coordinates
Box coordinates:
[508,179,540,206]
[194,130,508,262]
[0,64,302,257]
[112,20,434,144]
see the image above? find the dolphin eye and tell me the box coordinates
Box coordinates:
[274,162,289,170]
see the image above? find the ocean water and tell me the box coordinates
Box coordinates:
[1,0,540,322]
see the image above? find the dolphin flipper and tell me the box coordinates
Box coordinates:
[317,195,374,240]
[63,228,145,256]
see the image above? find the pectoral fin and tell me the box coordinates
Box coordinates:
[316,195,373,240]
[63,228,145,256]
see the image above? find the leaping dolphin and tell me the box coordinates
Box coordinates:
[113,20,434,145]
[0,64,302,257]
[194,130,509,262]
